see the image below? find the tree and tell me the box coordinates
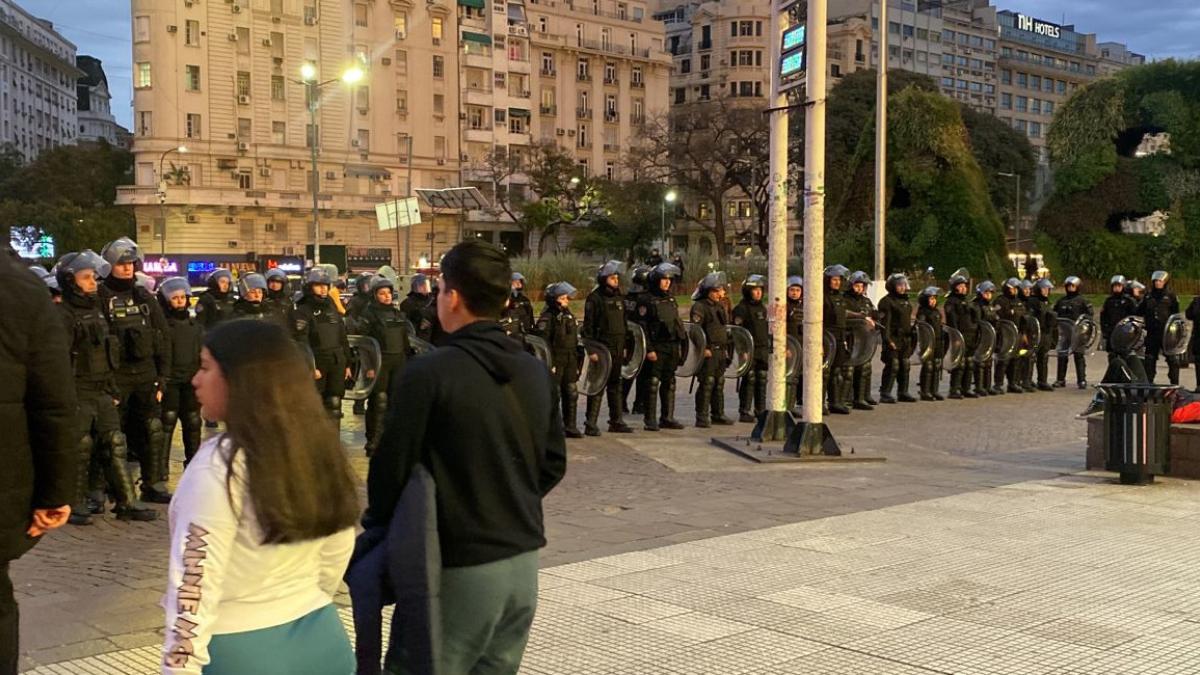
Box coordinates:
[569,180,664,259]
[959,104,1036,226]
[627,96,768,257]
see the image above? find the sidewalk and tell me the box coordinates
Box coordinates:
[25,471,1200,674]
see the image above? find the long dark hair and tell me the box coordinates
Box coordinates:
[204,320,359,544]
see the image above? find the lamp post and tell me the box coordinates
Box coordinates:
[661,188,677,254]
[998,171,1021,252]
[157,145,187,255]
[294,62,363,265]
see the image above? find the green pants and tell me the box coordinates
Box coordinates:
[204,604,354,675]
[389,550,539,675]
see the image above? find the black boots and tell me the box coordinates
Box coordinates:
[563,383,583,438]
[660,377,684,429]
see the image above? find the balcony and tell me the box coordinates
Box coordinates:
[539,67,557,77]
[577,72,592,82]
[464,127,494,143]
[604,110,619,123]
[603,143,619,152]
[513,90,531,99]
[116,184,390,213]
[631,80,644,89]
[464,51,493,70]
[576,107,592,119]
[603,76,618,86]
[539,104,557,115]
[464,83,493,105]
[577,140,592,149]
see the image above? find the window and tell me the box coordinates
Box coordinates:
[394,13,407,39]
[680,59,691,74]
[957,79,968,90]
[185,65,201,91]
[699,84,710,100]
[238,170,252,190]
[433,94,444,115]
[134,15,150,43]
[434,136,446,159]
[357,129,370,150]
[605,62,617,83]
[306,124,320,147]
[577,124,587,146]
[138,111,152,136]
[606,161,615,180]
[433,55,444,78]
[1031,75,1041,90]
[237,71,251,98]
[903,25,913,38]
[738,201,752,218]
[632,66,643,85]
[355,86,370,110]
[701,54,710,71]
[238,118,252,140]
[432,17,443,42]
[888,21,900,34]
[271,76,285,101]
[1016,96,1027,112]
[942,76,955,88]
[395,49,407,75]
[185,20,200,46]
[1000,93,1012,109]
[970,35,983,47]
[674,88,685,104]
[272,121,286,144]
[1043,78,1054,93]
[396,89,407,112]
[1030,122,1041,138]
[136,62,152,88]
[237,27,250,54]
[1016,72,1027,88]
[942,53,954,64]
[916,28,928,40]
[942,29,954,42]
[738,20,754,36]
[1000,69,1011,85]
[185,113,201,139]
[957,56,968,66]
[632,98,643,121]
[1057,80,1066,94]
[985,84,995,94]
[1044,100,1054,115]
[727,201,737,217]
[577,58,590,80]
[698,202,710,219]
[354,3,368,27]
[1030,98,1041,114]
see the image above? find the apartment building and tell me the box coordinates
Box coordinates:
[938,0,999,115]
[117,0,668,272]
[77,55,128,146]
[0,0,80,160]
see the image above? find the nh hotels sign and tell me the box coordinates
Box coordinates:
[1015,13,1062,39]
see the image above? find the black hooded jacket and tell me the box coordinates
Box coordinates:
[366,320,567,567]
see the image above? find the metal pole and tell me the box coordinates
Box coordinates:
[404,135,413,273]
[309,81,322,265]
[873,0,887,287]
[1015,173,1021,251]
[660,198,666,253]
[800,0,828,452]
[756,0,790,440]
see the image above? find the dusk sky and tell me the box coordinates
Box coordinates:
[18,0,1200,130]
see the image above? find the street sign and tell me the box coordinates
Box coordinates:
[782,24,806,51]
[779,17,806,92]
[375,196,422,231]
[780,51,805,76]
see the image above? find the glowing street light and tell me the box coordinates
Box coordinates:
[660,188,678,253]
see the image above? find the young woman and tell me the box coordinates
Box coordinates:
[158,277,204,466]
[163,320,359,675]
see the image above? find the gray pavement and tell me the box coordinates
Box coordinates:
[12,351,1148,672]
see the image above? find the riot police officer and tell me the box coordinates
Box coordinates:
[293,267,352,419]
[994,278,1028,394]
[358,276,411,455]
[399,273,433,328]
[98,237,172,504]
[346,273,374,323]
[508,272,536,334]
[786,276,804,409]
[1100,276,1137,350]
[56,251,157,524]
[624,265,650,414]
[1055,275,1095,388]
[732,275,770,421]
[1129,280,1146,306]
[1140,270,1180,385]
[499,295,527,341]
[1026,279,1057,391]
[263,267,292,315]
[823,265,854,414]
[582,261,632,435]
[844,271,879,409]
[157,277,203,466]
[636,263,686,431]
[691,272,734,428]
[974,281,1001,396]
[231,273,274,322]
[195,268,237,329]
[915,287,944,401]
[538,282,584,438]
[878,273,916,403]
[1017,280,1039,391]
[944,271,979,399]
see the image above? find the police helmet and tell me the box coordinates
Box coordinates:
[207,268,234,291]
[355,273,374,293]
[1110,275,1127,287]
[693,271,727,300]
[304,266,333,287]
[510,271,526,290]
[885,273,909,293]
[158,276,192,304]
[264,267,288,284]
[824,264,849,279]
[375,265,399,284]
[949,271,970,288]
[55,250,110,293]
[597,260,623,283]
[1020,279,1034,292]
[918,286,940,304]
[1004,277,1020,289]
[975,280,997,295]
[28,265,60,294]
[848,271,871,288]
[1063,275,1081,288]
[369,275,395,295]
[1035,278,1054,294]
[787,275,803,289]
[545,281,577,300]
[135,271,157,292]
[99,237,143,268]
[647,262,681,286]
[630,265,650,287]
[410,273,430,294]
[1151,270,1169,284]
[238,273,268,296]
[1129,280,1146,294]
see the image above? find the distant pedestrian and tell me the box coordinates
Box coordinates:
[670,252,685,278]
[163,320,359,675]
[1023,254,1039,280]
[1,246,78,675]
[645,248,663,267]
[366,240,567,674]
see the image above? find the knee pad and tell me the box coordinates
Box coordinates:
[77,433,95,460]
[162,410,179,429]
[101,430,128,462]
[184,410,202,429]
[146,416,164,437]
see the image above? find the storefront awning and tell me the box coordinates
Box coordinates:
[508,108,531,118]
[462,30,491,45]
[457,0,486,8]
[345,165,392,179]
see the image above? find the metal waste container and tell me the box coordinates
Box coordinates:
[1098,384,1178,485]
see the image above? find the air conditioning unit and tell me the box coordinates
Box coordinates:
[325,171,336,179]
[237,141,250,151]
[436,158,445,165]
[567,129,576,136]
[167,25,178,33]
[228,240,239,248]
[262,38,273,47]
[382,57,391,65]
[304,16,317,25]
[381,187,392,195]
[432,38,441,46]
[186,214,199,223]
[228,33,239,41]
[259,167,272,176]
[350,139,360,147]
[264,222,276,232]
[231,4,241,13]
[358,106,369,115]
[224,216,236,224]
[184,0,195,7]
[555,128,565,135]
[273,57,283,65]
[460,153,470,161]
[237,95,251,104]
[458,112,467,120]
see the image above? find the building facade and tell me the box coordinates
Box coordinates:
[116,0,668,272]
[76,55,128,146]
[0,0,80,160]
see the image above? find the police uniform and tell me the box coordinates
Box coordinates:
[194,269,237,329]
[1027,279,1057,390]
[691,279,733,428]
[157,278,203,466]
[974,283,1002,396]
[844,272,878,409]
[636,264,686,430]
[785,277,804,409]
[994,279,1028,394]
[822,266,852,414]
[732,275,769,421]
[1100,278,1139,352]
[877,274,916,403]
[943,276,979,398]
[1054,278,1095,387]
[582,263,631,435]
[623,266,649,414]
[359,280,410,454]
[292,280,351,418]
[1139,272,1179,385]
[537,284,583,438]
[915,288,944,401]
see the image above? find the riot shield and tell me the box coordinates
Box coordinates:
[726,325,755,379]
[676,322,707,378]
[908,321,937,366]
[942,326,966,372]
[1163,313,1192,357]
[994,319,1020,363]
[1056,318,1077,357]
[577,339,613,396]
[822,330,838,374]
[345,335,383,401]
[1072,316,1099,354]
[785,335,802,381]
[524,335,552,367]
[622,320,647,380]
[1022,316,1042,354]
[1110,316,1146,356]
[845,318,879,368]
[973,321,997,364]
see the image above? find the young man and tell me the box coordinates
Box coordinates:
[732,275,769,421]
[537,282,583,439]
[1028,279,1057,391]
[194,268,237,329]
[582,261,632,435]
[262,267,293,318]
[877,273,916,403]
[691,272,734,428]
[366,240,566,675]
[915,287,944,401]
[822,265,853,414]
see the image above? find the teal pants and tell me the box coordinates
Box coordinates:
[389,550,539,675]
[204,604,354,675]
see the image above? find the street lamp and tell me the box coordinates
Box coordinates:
[661,189,677,254]
[998,171,1021,253]
[157,145,187,255]
[293,62,365,264]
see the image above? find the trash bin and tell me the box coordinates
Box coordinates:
[1099,383,1178,485]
